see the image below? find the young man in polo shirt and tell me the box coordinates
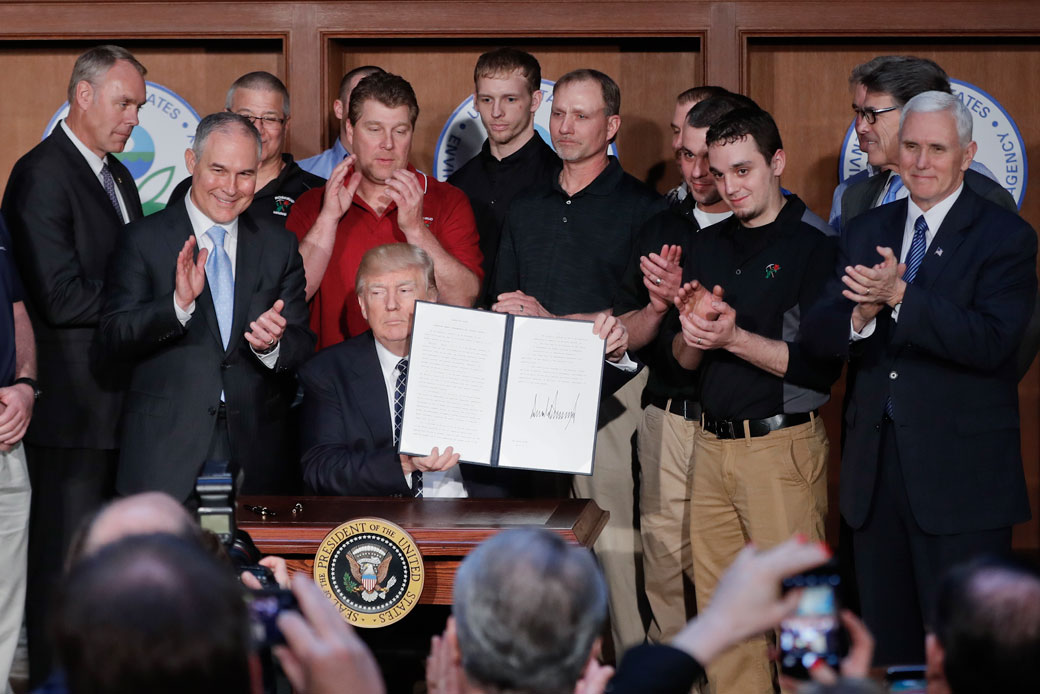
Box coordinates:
[669,107,841,694]
[287,72,482,349]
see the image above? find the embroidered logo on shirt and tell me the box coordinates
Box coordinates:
[274,196,295,217]
[422,216,434,229]
[765,263,781,278]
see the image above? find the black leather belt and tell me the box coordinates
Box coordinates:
[702,410,817,439]
[642,392,702,421]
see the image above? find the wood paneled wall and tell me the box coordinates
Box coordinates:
[0,0,1037,549]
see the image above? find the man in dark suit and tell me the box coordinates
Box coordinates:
[0,44,146,685]
[803,91,1037,665]
[99,112,314,501]
[298,242,631,497]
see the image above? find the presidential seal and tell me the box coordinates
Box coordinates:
[837,78,1027,209]
[433,78,619,181]
[45,81,201,215]
[313,518,424,628]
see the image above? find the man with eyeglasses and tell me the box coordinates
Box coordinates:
[829,56,1015,237]
[169,71,325,226]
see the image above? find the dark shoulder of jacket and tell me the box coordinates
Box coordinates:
[964,168,1018,214]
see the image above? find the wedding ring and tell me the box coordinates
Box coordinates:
[267,338,275,346]
[867,288,872,295]
[519,305,525,312]
[696,337,703,345]
[654,277,662,286]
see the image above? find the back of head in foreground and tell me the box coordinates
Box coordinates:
[452,528,608,694]
[55,533,252,694]
[931,554,1040,694]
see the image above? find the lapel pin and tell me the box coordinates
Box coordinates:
[935,247,943,257]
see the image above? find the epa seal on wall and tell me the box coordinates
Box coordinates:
[313,517,424,628]
[838,78,1027,209]
[45,81,201,215]
[433,78,619,181]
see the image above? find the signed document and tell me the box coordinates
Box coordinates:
[399,301,604,475]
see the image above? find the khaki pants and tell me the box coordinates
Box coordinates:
[0,442,30,694]
[573,369,648,654]
[691,418,828,694]
[637,403,698,643]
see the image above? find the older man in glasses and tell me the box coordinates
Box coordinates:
[169,71,326,225]
[829,55,1014,237]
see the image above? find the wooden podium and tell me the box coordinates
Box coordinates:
[237,496,608,604]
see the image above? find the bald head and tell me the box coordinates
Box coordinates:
[82,493,196,557]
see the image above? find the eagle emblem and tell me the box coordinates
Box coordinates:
[345,544,398,602]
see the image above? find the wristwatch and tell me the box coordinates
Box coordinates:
[13,377,41,401]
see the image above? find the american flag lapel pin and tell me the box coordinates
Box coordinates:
[935,247,943,257]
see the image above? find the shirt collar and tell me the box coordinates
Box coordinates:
[906,182,964,234]
[481,132,547,167]
[373,337,407,378]
[184,189,240,240]
[551,155,622,198]
[332,138,349,160]
[60,119,107,177]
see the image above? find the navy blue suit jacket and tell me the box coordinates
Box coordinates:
[803,185,1036,534]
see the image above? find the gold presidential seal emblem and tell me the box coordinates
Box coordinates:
[313,518,424,628]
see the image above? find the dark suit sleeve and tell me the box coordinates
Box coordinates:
[98,223,186,361]
[268,234,316,371]
[298,359,411,496]
[610,645,706,694]
[892,217,1038,370]
[3,164,105,326]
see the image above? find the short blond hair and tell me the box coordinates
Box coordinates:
[355,243,436,295]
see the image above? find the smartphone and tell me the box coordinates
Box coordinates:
[885,665,927,693]
[779,560,845,679]
[247,588,299,647]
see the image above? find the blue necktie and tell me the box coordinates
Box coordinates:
[880,174,904,205]
[205,226,234,349]
[886,215,929,419]
[393,358,422,497]
[100,163,123,220]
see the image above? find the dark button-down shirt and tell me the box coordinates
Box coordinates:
[449,135,560,305]
[492,156,666,316]
[0,215,23,386]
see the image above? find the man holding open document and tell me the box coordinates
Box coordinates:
[297,243,628,498]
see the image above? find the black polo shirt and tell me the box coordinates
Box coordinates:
[0,215,23,386]
[449,135,560,306]
[492,156,666,315]
[670,195,841,420]
[169,153,325,226]
[615,196,704,401]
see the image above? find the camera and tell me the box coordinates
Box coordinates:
[195,459,276,587]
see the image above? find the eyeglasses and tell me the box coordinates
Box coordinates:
[851,104,899,125]
[229,111,286,128]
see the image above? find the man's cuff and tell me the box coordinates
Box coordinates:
[251,343,281,369]
[607,352,638,372]
[174,295,195,326]
[849,317,876,342]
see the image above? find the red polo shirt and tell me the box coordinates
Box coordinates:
[286,165,482,350]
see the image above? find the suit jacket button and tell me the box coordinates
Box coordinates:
[874,423,881,432]
[221,362,230,370]
[889,370,898,380]
[208,406,216,415]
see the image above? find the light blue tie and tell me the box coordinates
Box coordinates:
[880,174,904,205]
[205,225,234,349]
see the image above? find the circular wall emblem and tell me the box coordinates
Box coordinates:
[313,517,425,628]
[45,81,201,216]
[837,78,1027,209]
[433,78,619,181]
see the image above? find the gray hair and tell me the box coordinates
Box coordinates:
[225,71,290,118]
[67,45,146,104]
[192,112,261,161]
[355,243,436,296]
[452,528,608,694]
[900,90,973,147]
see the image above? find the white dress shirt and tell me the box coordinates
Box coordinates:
[61,120,130,223]
[373,339,468,498]
[851,182,964,340]
[174,193,280,368]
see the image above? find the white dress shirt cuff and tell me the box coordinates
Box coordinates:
[607,352,638,372]
[850,317,877,342]
[251,343,281,369]
[175,296,195,326]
